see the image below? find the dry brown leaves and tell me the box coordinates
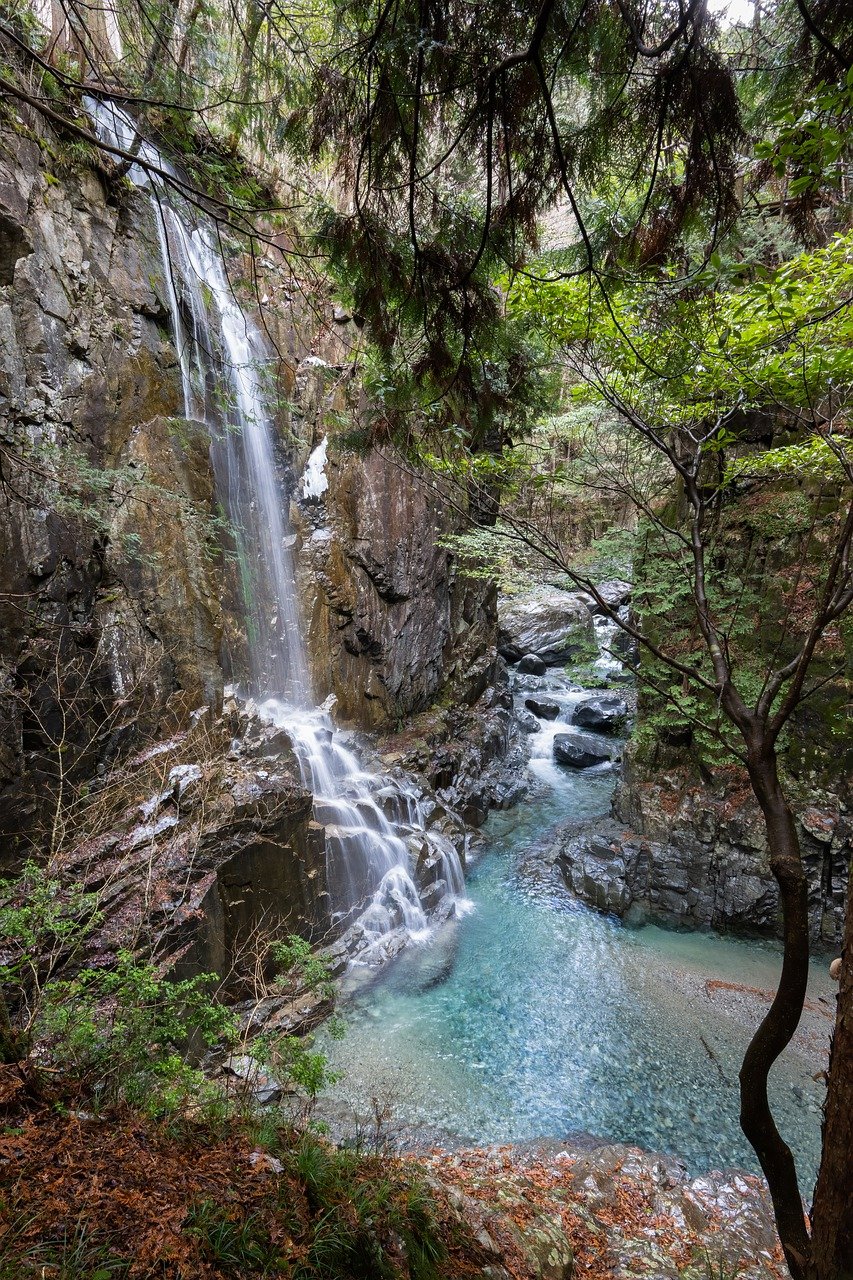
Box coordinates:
[0,1104,280,1277]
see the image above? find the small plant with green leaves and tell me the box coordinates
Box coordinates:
[38,951,237,1114]
[184,1200,282,1276]
[0,860,103,1063]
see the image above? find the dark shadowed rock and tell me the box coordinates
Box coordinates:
[573,695,629,735]
[517,653,547,675]
[525,698,561,721]
[553,733,610,769]
[499,642,523,663]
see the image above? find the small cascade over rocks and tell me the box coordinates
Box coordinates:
[88,98,470,960]
[256,698,471,959]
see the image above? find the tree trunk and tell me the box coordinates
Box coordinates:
[810,872,853,1280]
[741,741,814,1280]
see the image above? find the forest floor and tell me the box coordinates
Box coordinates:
[0,1064,790,1280]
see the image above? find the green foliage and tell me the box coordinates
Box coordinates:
[39,952,235,1113]
[724,438,847,485]
[755,74,853,208]
[0,0,44,47]
[0,1217,131,1280]
[184,1201,282,1276]
[252,1031,340,1101]
[270,934,334,1001]
[285,1132,446,1280]
[510,230,853,432]
[0,862,342,1117]
[7,433,227,571]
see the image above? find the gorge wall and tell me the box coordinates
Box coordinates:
[0,105,503,965]
[573,478,853,947]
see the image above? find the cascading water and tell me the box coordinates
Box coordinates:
[87,99,467,956]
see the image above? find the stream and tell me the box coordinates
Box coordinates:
[318,659,833,1193]
[81,101,831,1190]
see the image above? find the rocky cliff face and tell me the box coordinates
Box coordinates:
[606,747,850,944]
[296,444,498,728]
[0,126,225,849]
[0,108,506,964]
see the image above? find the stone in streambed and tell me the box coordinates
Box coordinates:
[573,694,629,735]
[517,710,541,734]
[525,697,561,720]
[553,733,610,769]
[498,587,595,664]
[588,578,632,612]
[517,653,547,675]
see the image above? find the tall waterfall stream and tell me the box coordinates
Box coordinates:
[89,101,831,1188]
[88,98,467,957]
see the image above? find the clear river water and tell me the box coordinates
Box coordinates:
[84,95,833,1198]
[318,665,833,1194]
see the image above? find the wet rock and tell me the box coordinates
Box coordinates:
[591,579,632,611]
[498,587,595,665]
[556,817,782,932]
[224,1054,284,1105]
[419,1139,783,1280]
[499,642,523,663]
[518,710,541,734]
[513,673,545,692]
[610,745,850,942]
[525,698,561,720]
[298,446,500,729]
[573,695,629,735]
[0,209,32,285]
[553,733,610,769]
[517,653,547,675]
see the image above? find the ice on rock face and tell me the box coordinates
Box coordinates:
[302,436,329,500]
[87,93,470,959]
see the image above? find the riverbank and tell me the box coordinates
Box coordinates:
[0,1070,789,1280]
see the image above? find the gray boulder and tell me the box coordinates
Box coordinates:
[517,653,547,675]
[525,697,561,720]
[573,695,629,735]
[553,733,611,769]
[498,588,595,665]
[517,710,541,734]
[594,579,632,610]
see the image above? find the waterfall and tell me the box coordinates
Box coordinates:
[87,99,468,958]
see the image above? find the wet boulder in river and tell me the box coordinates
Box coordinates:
[573,695,629,735]
[498,587,595,664]
[517,709,541,734]
[525,697,561,720]
[517,653,547,675]
[593,579,632,611]
[554,733,611,769]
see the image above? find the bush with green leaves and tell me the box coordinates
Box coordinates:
[0,861,342,1117]
[38,951,237,1113]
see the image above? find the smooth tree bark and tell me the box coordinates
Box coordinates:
[741,741,814,1280]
